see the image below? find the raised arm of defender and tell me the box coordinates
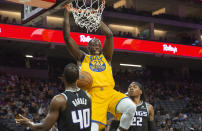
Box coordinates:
[63,9,84,61]
[15,95,66,131]
[100,21,114,62]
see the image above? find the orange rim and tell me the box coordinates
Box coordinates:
[66,0,105,14]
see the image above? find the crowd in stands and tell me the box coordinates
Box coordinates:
[0,72,61,130]
[0,15,18,25]
[114,67,202,131]
[0,65,201,131]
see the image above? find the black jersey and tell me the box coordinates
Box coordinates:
[57,88,91,131]
[128,101,149,131]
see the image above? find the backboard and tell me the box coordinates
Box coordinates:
[19,0,72,25]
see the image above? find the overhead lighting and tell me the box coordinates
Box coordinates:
[154,29,166,33]
[113,0,126,9]
[25,55,33,58]
[0,10,21,16]
[154,29,167,35]
[152,8,166,16]
[46,16,63,21]
[120,63,142,67]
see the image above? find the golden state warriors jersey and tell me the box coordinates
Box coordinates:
[80,54,115,88]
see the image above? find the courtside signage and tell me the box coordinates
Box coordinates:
[0,24,202,58]
[80,35,92,43]
[163,44,178,54]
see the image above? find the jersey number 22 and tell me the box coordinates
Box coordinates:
[131,117,142,126]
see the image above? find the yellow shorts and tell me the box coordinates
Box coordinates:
[87,87,128,129]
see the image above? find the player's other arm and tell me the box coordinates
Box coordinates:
[100,21,113,62]
[148,104,156,131]
[15,95,65,131]
[63,8,84,61]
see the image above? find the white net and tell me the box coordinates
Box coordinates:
[70,0,105,32]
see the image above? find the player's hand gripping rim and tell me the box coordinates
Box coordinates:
[65,4,72,13]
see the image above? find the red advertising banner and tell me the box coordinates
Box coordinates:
[0,24,202,58]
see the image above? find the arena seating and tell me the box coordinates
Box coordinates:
[0,67,201,131]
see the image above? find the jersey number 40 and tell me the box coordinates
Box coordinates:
[71,108,91,129]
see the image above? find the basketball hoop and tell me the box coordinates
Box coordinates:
[69,0,105,32]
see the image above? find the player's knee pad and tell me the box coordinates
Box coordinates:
[117,98,136,115]
[118,100,136,130]
[125,103,136,116]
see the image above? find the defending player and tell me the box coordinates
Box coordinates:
[63,6,136,131]
[127,82,156,131]
[15,63,91,131]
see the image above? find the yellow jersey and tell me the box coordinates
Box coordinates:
[80,54,115,88]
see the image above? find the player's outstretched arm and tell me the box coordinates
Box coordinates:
[148,104,156,131]
[63,7,84,61]
[15,95,66,131]
[100,21,113,62]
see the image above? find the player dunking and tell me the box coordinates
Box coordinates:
[127,82,156,131]
[15,63,91,131]
[63,7,136,131]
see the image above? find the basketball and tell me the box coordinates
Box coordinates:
[77,71,93,90]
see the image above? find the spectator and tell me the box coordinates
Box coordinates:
[0,67,202,130]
